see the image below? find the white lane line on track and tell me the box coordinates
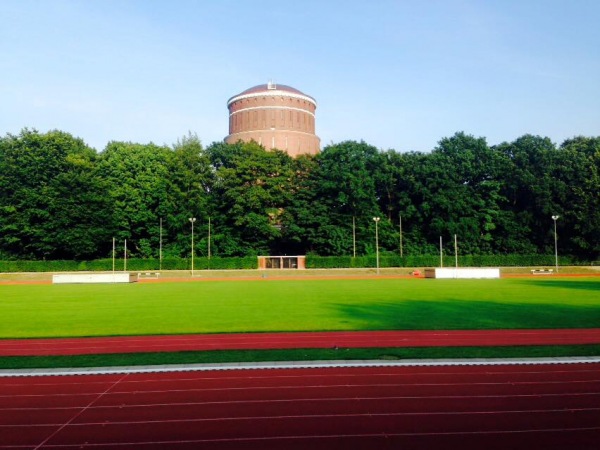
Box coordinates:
[4,379,600,400]
[32,373,128,450]
[2,357,600,377]
[5,407,600,428]
[25,426,600,448]
[4,391,600,412]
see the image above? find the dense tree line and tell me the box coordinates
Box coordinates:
[0,128,598,261]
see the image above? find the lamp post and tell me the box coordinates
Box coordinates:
[208,216,211,259]
[552,215,559,273]
[189,217,196,276]
[373,217,380,275]
[399,213,403,258]
[352,216,356,258]
[159,218,163,271]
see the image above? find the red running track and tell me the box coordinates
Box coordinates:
[1,363,600,449]
[2,329,600,356]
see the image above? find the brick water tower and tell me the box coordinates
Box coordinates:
[225,82,320,157]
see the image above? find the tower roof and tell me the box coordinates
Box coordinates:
[227,82,316,107]
[239,82,304,96]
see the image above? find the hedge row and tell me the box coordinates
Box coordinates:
[305,254,577,269]
[0,257,257,273]
[0,254,581,273]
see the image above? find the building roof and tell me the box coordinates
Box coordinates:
[227,82,316,107]
[239,82,304,96]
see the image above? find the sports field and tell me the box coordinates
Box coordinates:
[3,275,600,447]
[1,277,599,339]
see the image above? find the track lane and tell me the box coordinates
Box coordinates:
[1,364,600,449]
[2,329,600,356]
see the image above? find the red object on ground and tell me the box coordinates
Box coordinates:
[2,328,600,356]
[2,364,600,449]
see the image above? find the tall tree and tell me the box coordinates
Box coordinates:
[168,133,213,257]
[495,135,558,253]
[553,137,600,259]
[206,141,295,256]
[96,141,174,258]
[409,132,503,254]
[299,141,385,256]
[0,129,111,259]
[375,150,426,254]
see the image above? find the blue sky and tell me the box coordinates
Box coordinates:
[1,0,598,152]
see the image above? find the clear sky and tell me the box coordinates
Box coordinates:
[1,0,599,152]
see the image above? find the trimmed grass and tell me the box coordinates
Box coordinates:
[2,345,600,369]
[0,277,599,338]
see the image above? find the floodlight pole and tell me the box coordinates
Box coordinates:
[189,217,196,276]
[552,215,560,273]
[373,217,380,275]
[352,216,356,258]
[454,234,458,268]
[439,236,443,268]
[208,217,211,259]
[399,213,403,258]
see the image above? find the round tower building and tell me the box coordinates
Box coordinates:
[225,82,320,157]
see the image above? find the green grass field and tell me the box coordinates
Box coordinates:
[1,277,599,339]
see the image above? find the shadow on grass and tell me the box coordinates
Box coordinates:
[514,279,600,291]
[333,300,600,330]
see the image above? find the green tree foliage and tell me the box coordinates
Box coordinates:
[168,133,213,257]
[96,141,176,257]
[1,128,598,261]
[414,132,504,254]
[291,141,386,256]
[554,137,600,258]
[495,135,558,253]
[0,129,111,259]
[206,141,296,256]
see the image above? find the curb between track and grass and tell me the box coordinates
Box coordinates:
[3,356,600,377]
